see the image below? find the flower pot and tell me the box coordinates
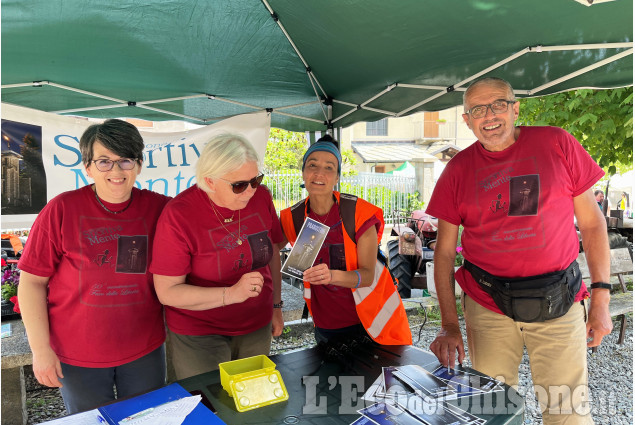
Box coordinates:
[1,298,20,320]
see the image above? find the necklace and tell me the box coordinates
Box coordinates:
[94,187,134,215]
[312,202,334,225]
[209,199,242,245]
[208,197,235,222]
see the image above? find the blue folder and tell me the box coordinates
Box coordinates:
[98,383,224,424]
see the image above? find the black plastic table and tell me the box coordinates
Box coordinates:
[178,344,524,424]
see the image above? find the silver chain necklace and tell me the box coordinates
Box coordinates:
[94,187,134,215]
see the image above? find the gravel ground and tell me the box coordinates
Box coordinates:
[24,310,633,424]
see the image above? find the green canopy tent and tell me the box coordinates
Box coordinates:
[2,0,632,132]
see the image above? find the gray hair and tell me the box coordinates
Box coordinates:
[195,133,260,193]
[463,77,515,111]
[80,119,144,166]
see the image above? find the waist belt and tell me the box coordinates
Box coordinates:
[463,259,581,322]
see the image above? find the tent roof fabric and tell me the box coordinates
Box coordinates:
[1,0,632,132]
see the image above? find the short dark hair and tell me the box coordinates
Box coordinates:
[80,119,145,166]
[594,190,604,196]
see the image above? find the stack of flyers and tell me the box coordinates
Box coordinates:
[356,364,505,425]
[280,218,330,280]
[429,365,504,398]
[354,401,486,425]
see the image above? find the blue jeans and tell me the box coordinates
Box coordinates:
[59,345,166,414]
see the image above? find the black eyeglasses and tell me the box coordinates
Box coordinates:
[216,173,265,194]
[465,99,516,119]
[91,158,138,172]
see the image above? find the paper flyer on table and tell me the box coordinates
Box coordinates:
[280,217,330,280]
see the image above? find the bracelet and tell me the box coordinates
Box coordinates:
[353,270,361,289]
[222,287,227,307]
[274,300,284,308]
[590,282,612,290]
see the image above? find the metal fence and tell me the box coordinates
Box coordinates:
[264,171,417,218]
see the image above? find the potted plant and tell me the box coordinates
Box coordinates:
[1,267,21,317]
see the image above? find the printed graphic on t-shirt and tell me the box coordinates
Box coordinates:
[476,158,545,252]
[233,252,250,271]
[488,193,508,213]
[211,211,273,281]
[248,230,273,270]
[116,235,148,274]
[508,175,539,216]
[79,216,149,306]
[329,244,346,270]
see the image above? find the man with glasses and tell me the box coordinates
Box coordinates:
[426,77,611,424]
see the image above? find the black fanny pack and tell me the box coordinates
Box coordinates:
[463,259,581,323]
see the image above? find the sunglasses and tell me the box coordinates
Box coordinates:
[216,173,265,194]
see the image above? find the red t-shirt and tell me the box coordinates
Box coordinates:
[307,202,381,329]
[426,126,603,313]
[150,185,283,336]
[18,186,170,367]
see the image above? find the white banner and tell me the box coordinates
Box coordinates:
[1,104,271,229]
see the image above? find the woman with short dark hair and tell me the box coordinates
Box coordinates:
[18,119,170,414]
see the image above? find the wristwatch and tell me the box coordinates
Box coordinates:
[274,300,284,308]
[590,282,612,290]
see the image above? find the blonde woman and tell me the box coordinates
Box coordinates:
[151,134,284,380]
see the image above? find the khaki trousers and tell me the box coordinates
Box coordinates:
[168,322,272,380]
[463,294,593,425]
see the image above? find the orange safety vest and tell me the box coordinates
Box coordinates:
[280,192,412,345]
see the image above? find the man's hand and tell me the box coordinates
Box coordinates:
[429,323,465,369]
[32,347,64,388]
[272,308,284,337]
[586,290,613,347]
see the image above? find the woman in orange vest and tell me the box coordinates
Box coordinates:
[279,136,411,345]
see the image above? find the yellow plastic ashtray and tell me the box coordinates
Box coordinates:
[219,355,289,412]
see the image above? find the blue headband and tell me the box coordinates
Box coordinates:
[302,142,342,175]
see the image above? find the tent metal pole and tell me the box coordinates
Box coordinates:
[332,99,357,108]
[135,104,206,122]
[274,100,323,110]
[331,106,357,124]
[1,82,48,89]
[360,84,397,108]
[529,48,634,95]
[395,84,452,91]
[397,47,532,116]
[262,0,328,100]
[207,96,261,110]
[137,94,208,105]
[272,110,324,124]
[53,104,128,114]
[306,72,329,121]
[531,42,633,52]
[47,82,126,104]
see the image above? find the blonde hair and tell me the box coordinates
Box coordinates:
[195,133,260,194]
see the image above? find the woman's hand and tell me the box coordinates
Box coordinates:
[32,346,64,388]
[227,271,265,304]
[303,264,332,286]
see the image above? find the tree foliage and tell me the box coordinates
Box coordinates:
[264,128,358,175]
[264,128,307,173]
[516,87,633,176]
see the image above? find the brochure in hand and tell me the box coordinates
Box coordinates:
[280,217,330,280]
